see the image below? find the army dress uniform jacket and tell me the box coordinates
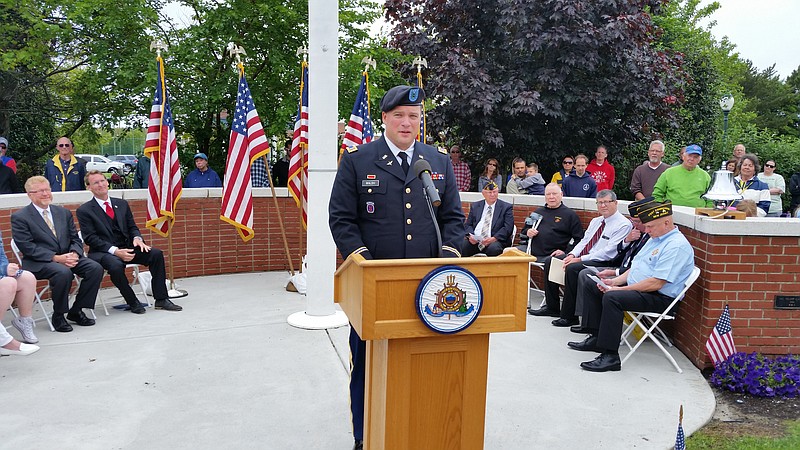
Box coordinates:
[329,137,465,260]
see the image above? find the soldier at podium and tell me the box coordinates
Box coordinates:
[329,85,466,450]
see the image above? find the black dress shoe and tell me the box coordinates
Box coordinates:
[551,317,579,327]
[580,352,622,372]
[129,302,146,314]
[51,314,73,333]
[66,310,95,326]
[528,306,559,317]
[570,325,591,334]
[353,440,363,450]
[567,336,600,352]
[155,299,183,311]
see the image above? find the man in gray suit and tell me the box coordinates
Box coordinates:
[10,176,104,332]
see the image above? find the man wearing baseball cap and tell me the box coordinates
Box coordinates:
[184,152,222,188]
[652,144,713,207]
[0,136,17,173]
[329,85,465,450]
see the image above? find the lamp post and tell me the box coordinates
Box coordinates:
[719,94,734,168]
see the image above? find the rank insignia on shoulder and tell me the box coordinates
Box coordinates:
[346,145,358,153]
[431,172,445,180]
[438,147,447,154]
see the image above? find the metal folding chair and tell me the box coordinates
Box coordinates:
[620,266,701,373]
[9,239,56,331]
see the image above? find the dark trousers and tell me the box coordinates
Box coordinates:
[94,247,168,304]
[349,326,366,441]
[461,238,504,257]
[543,257,607,318]
[32,258,104,314]
[581,282,674,352]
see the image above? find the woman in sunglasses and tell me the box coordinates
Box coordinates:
[477,158,503,192]
[551,156,576,187]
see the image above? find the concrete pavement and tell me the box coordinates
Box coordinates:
[1,272,714,449]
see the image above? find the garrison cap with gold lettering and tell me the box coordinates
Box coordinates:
[637,199,673,223]
[627,196,654,218]
[380,85,426,112]
[483,181,499,191]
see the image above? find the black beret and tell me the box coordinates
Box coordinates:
[380,85,425,112]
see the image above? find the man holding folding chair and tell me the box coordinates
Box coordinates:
[11,176,104,332]
[567,198,694,372]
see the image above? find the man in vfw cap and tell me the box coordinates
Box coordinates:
[329,85,466,449]
[567,198,695,372]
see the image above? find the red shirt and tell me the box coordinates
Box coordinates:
[587,159,615,191]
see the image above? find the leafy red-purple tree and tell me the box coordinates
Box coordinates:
[386,0,686,168]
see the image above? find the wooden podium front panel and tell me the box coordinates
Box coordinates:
[366,334,489,450]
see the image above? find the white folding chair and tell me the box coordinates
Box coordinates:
[9,239,56,332]
[78,231,150,315]
[620,266,701,373]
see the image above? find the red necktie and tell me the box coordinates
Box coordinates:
[105,201,115,219]
[579,220,605,257]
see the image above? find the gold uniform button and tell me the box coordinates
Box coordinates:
[406,218,412,225]
[367,188,373,193]
[405,187,411,194]
[406,234,412,241]
[405,203,411,209]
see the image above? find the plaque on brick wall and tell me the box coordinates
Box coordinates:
[774,295,800,310]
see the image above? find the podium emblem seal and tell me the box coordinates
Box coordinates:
[415,265,483,334]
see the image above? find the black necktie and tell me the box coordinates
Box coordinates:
[399,151,409,175]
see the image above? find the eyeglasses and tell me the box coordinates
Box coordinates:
[765,164,775,168]
[487,163,497,166]
[57,143,72,148]
[450,151,460,154]
[596,200,616,206]
[27,188,52,195]
[563,161,574,164]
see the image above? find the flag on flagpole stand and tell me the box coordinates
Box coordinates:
[340,71,374,151]
[145,55,182,236]
[220,64,270,242]
[675,405,686,450]
[706,304,736,365]
[416,69,426,142]
[288,61,309,229]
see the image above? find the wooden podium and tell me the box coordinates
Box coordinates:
[334,251,534,450]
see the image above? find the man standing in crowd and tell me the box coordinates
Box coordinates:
[44,137,86,192]
[329,85,465,450]
[517,183,583,261]
[0,158,21,194]
[630,140,668,200]
[250,156,270,188]
[462,181,514,256]
[11,176,104,332]
[77,170,183,315]
[758,159,785,217]
[790,170,800,216]
[0,136,17,172]
[505,157,527,194]
[449,145,471,192]
[271,140,291,187]
[568,199,694,372]
[562,154,597,198]
[652,144,712,207]
[588,145,615,191]
[529,190,632,328]
[133,155,150,189]
[184,152,222,188]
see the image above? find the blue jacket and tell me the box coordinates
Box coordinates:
[184,168,222,188]
[44,155,86,191]
[562,172,597,198]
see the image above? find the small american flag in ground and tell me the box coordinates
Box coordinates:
[145,56,182,237]
[674,404,685,450]
[705,304,736,365]
[288,61,309,229]
[340,72,374,152]
[220,66,270,242]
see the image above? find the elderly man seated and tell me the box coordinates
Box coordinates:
[462,181,513,256]
[567,199,695,372]
[516,182,583,261]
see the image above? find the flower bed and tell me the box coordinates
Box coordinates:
[711,352,800,398]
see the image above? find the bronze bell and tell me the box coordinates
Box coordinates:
[703,170,743,209]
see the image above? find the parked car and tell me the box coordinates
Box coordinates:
[109,154,139,173]
[76,154,127,175]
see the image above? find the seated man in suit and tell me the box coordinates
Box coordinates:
[11,176,104,332]
[462,181,514,256]
[76,170,182,314]
[567,199,695,372]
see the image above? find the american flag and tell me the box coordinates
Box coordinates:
[416,70,426,143]
[145,56,182,237]
[339,72,374,152]
[674,404,685,450]
[220,66,270,242]
[705,304,736,365]
[288,61,309,229]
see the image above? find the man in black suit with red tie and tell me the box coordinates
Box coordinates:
[76,170,182,314]
[11,176,104,332]
[461,181,514,256]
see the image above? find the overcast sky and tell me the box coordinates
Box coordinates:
[700,0,799,79]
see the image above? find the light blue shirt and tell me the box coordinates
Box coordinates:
[627,226,694,298]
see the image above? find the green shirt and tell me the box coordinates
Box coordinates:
[652,165,713,207]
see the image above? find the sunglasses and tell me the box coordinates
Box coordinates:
[57,143,72,148]
[563,161,574,164]
[765,164,775,168]
[487,163,497,166]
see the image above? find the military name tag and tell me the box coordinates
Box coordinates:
[415,265,483,334]
[362,180,380,187]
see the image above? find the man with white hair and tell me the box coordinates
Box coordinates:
[630,140,668,200]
